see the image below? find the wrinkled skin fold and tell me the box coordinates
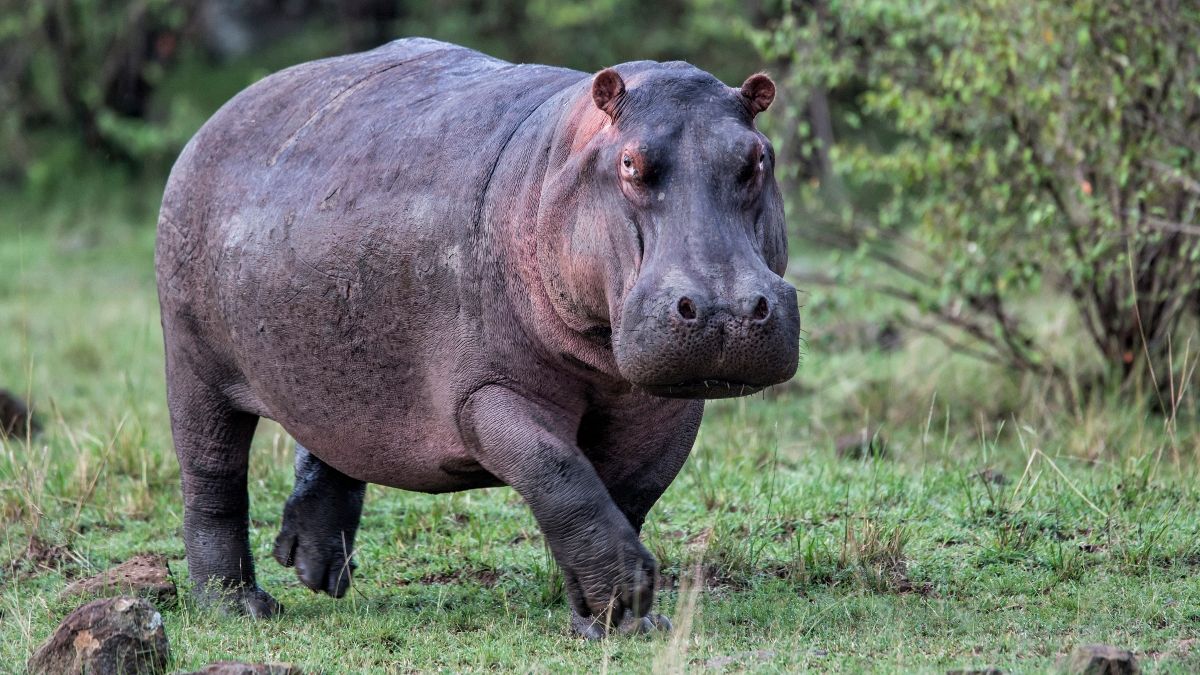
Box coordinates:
[155,38,800,636]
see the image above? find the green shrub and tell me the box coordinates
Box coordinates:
[0,0,201,182]
[757,0,1200,400]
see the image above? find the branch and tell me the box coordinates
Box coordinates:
[1142,216,1200,237]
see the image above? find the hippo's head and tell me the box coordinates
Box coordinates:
[538,63,800,399]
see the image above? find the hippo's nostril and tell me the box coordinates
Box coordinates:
[676,297,697,321]
[751,296,770,321]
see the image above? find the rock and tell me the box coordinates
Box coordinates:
[947,669,1002,675]
[1064,645,1139,674]
[178,663,305,675]
[835,428,888,459]
[61,553,177,606]
[28,596,169,675]
[0,388,38,437]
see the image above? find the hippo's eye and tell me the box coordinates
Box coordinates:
[620,152,641,180]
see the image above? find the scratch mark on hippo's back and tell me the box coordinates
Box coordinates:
[267,50,449,168]
[319,185,342,211]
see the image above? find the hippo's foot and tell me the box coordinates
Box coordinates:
[272,513,358,598]
[194,583,281,619]
[571,608,672,640]
[272,444,365,599]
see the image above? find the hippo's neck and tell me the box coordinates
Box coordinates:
[477,77,628,388]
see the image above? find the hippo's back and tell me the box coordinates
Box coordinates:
[157,37,582,301]
[155,38,583,488]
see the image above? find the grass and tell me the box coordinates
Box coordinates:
[3,195,1200,673]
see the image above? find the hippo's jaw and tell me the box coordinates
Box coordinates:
[613,270,801,400]
[640,380,765,399]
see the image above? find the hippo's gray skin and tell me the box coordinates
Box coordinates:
[155,38,799,637]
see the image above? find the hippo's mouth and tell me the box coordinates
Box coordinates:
[641,379,766,400]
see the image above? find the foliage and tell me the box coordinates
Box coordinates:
[0,0,203,185]
[400,0,755,80]
[7,3,1200,670]
[757,0,1200,397]
[0,0,757,195]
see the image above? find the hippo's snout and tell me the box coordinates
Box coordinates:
[615,271,801,399]
[670,285,777,326]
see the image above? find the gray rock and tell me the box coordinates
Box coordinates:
[1065,644,1139,674]
[28,596,169,674]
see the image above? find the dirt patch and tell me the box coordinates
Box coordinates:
[5,536,71,580]
[865,555,934,596]
[700,649,776,669]
[976,468,1009,485]
[658,564,753,593]
[762,555,935,596]
[888,559,935,596]
[1143,637,1197,663]
[179,662,304,675]
[61,553,177,606]
[399,568,502,588]
[472,569,500,587]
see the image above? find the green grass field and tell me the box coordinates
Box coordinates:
[3,197,1200,673]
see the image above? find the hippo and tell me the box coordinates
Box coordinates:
[155,37,799,638]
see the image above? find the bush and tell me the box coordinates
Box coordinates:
[0,0,759,193]
[757,0,1200,401]
[0,1,203,182]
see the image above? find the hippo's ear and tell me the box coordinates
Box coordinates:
[740,73,775,116]
[592,68,626,119]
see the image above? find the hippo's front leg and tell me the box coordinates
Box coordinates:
[464,385,657,637]
[571,394,704,637]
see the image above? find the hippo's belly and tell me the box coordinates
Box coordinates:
[212,208,496,492]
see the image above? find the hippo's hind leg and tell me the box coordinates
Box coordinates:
[272,443,366,598]
[165,351,279,618]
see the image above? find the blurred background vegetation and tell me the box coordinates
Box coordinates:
[1,0,1197,422]
[5,5,1200,669]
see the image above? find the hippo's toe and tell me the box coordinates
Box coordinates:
[240,586,283,618]
[272,526,356,598]
[194,584,282,619]
[620,612,673,635]
[570,608,672,639]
